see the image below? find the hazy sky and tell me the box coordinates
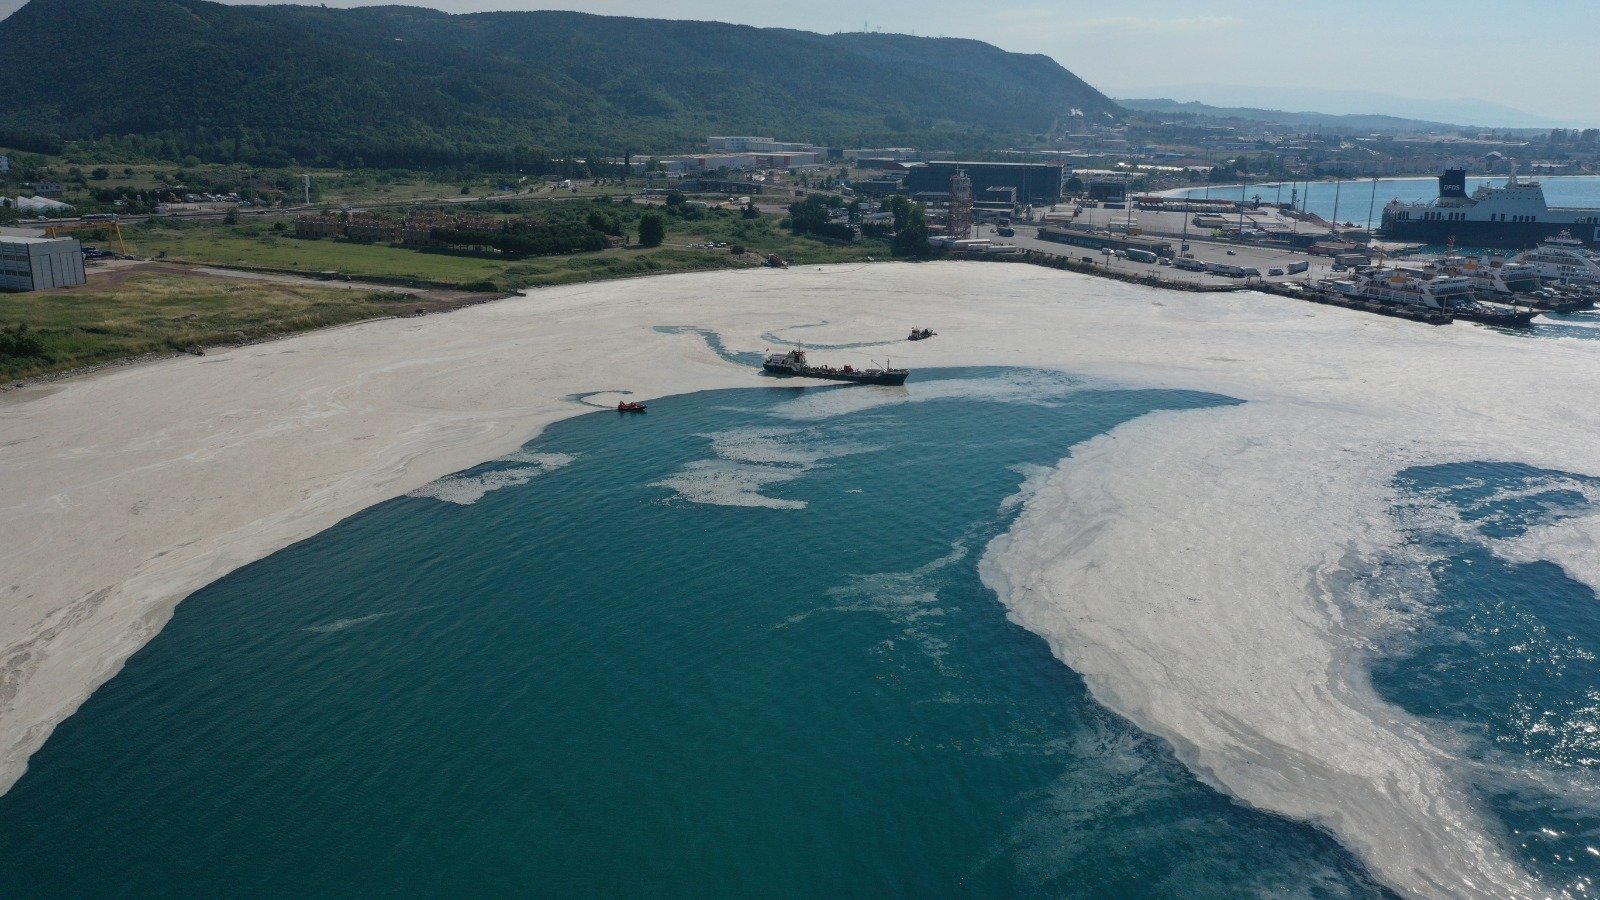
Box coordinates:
[5,0,1595,122]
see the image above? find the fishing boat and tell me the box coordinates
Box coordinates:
[616,401,647,412]
[907,327,936,341]
[761,349,909,385]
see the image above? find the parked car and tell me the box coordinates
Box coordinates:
[1268,267,1285,276]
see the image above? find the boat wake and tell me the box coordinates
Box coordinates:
[759,322,905,351]
[303,604,436,635]
[652,325,766,367]
[565,390,639,409]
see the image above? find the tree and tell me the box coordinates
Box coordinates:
[90,167,110,180]
[890,202,932,258]
[638,212,665,247]
[741,202,760,220]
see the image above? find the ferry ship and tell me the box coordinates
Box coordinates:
[1320,266,1536,326]
[1511,232,1600,285]
[1424,248,1542,296]
[1381,169,1600,250]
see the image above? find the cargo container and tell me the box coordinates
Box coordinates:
[1124,249,1158,264]
[1286,261,1310,275]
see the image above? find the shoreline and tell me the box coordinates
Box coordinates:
[6,262,1600,896]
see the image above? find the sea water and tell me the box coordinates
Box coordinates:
[0,365,1395,897]
[1167,175,1600,228]
[1373,462,1600,896]
[11,349,1600,896]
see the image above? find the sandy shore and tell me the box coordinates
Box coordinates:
[5,261,1600,896]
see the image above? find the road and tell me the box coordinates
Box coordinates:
[982,224,1337,288]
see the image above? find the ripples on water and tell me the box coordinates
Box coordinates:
[1374,462,1600,896]
[0,367,1394,897]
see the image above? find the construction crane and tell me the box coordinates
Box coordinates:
[45,218,129,257]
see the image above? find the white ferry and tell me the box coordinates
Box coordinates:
[1381,169,1600,250]
[1321,266,1536,325]
[1424,250,1542,296]
[1510,232,1600,285]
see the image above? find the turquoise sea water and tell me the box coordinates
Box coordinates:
[8,349,1600,896]
[1168,175,1600,227]
[0,366,1395,897]
[1375,462,1600,897]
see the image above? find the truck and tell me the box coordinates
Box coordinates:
[1124,249,1158,264]
[996,226,1015,237]
[1286,261,1310,275]
[1206,263,1249,278]
[1173,257,1207,272]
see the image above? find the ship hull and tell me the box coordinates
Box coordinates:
[1381,217,1600,250]
[762,363,909,386]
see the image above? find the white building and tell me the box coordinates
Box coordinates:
[0,236,86,292]
[707,136,773,152]
[707,136,825,155]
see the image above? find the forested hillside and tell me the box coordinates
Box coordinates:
[0,0,1118,167]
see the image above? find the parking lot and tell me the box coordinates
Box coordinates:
[978,222,1341,288]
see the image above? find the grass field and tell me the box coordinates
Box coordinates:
[0,274,420,382]
[117,211,889,291]
[1,205,898,382]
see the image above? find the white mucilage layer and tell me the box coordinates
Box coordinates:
[981,404,1553,898]
[7,262,1600,898]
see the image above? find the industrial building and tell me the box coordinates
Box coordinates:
[903,161,1065,205]
[0,236,87,291]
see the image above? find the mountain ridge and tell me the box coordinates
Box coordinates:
[0,0,1119,166]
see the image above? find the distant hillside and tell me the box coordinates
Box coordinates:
[0,0,1119,167]
[1118,98,1466,133]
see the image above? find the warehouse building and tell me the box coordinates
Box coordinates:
[903,161,1065,205]
[0,236,87,292]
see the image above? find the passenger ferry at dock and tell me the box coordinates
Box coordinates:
[1511,232,1600,285]
[1321,266,1536,326]
[1381,169,1600,250]
[1424,249,1543,297]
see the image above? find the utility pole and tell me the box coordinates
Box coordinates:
[1330,176,1343,237]
[1365,176,1380,243]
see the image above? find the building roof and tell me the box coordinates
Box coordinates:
[0,235,75,245]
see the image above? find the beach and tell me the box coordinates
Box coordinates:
[5,261,1600,897]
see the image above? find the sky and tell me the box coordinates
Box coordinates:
[4,0,1595,124]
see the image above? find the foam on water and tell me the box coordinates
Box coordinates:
[980,402,1558,898]
[408,451,574,505]
[773,369,1088,422]
[653,425,876,509]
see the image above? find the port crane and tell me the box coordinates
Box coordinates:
[45,219,129,256]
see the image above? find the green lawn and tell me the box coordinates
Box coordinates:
[0,274,419,381]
